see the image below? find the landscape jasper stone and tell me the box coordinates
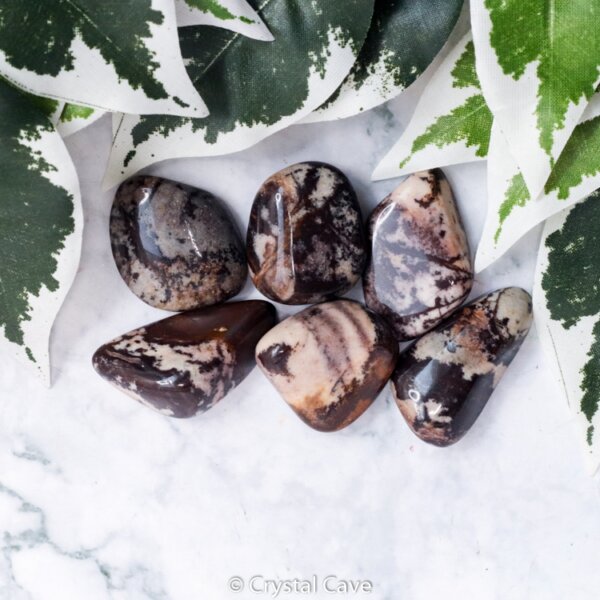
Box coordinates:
[93,301,277,418]
[364,169,473,341]
[111,175,247,311]
[247,162,367,304]
[256,300,398,432]
[391,287,533,446]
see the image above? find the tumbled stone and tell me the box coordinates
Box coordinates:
[364,169,473,341]
[247,162,366,304]
[111,175,247,311]
[93,301,277,418]
[391,287,532,446]
[256,300,398,432]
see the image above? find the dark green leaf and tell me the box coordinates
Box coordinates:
[0,79,76,360]
[312,0,464,120]
[107,0,374,184]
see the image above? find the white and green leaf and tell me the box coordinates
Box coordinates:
[534,191,600,474]
[57,104,105,138]
[0,78,83,385]
[372,33,493,181]
[471,0,600,199]
[175,0,273,41]
[303,0,464,123]
[476,94,600,272]
[0,0,207,117]
[105,0,375,189]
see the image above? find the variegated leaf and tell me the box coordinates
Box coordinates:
[0,1,207,117]
[303,0,464,123]
[0,78,83,384]
[175,0,273,41]
[471,0,600,199]
[372,33,492,181]
[534,191,600,474]
[476,94,600,272]
[57,104,105,138]
[105,0,374,189]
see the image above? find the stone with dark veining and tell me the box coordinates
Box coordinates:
[364,169,473,341]
[391,287,533,446]
[92,301,277,418]
[256,300,398,432]
[247,162,367,304]
[111,175,247,311]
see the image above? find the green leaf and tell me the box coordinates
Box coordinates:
[106,0,374,187]
[372,34,492,181]
[482,98,600,241]
[401,94,491,168]
[542,194,600,329]
[545,115,600,200]
[536,192,600,459]
[186,0,239,20]
[61,105,95,124]
[305,0,463,122]
[404,40,492,163]
[407,40,492,161]
[26,97,61,121]
[472,0,600,198]
[56,103,105,138]
[0,76,63,123]
[175,0,273,41]
[494,173,529,243]
[485,0,600,158]
[476,96,600,273]
[0,1,206,117]
[0,78,82,382]
[581,319,600,444]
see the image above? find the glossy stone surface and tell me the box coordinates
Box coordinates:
[391,287,533,446]
[111,175,247,311]
[247,162,366,304]
[364,169,473,341]
[93,301,277,418]
[256,300,398,432]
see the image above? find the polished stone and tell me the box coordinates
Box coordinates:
[93,301,277,418]
[391,287,533,446]
[364,169,473,341]
[111,175,247,311]
[247,162,366,304]
[256,299,398,432]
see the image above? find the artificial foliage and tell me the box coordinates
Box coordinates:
[2,0,600,468]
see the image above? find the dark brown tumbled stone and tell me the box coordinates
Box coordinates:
[93,301,277,418]
[364,169,473,341]
[111,175,247,311]
[246,162,367,304]
[391,287,533,446]
[256,299,398,432]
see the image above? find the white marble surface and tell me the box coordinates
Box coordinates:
[2,77,600,600]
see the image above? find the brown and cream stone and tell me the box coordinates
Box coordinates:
[111,175,247,311]
[363,169,473,341]
[391,287,533,446]
[93,301,277,418]
[246,162,367,304]
[256,299,398,432]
